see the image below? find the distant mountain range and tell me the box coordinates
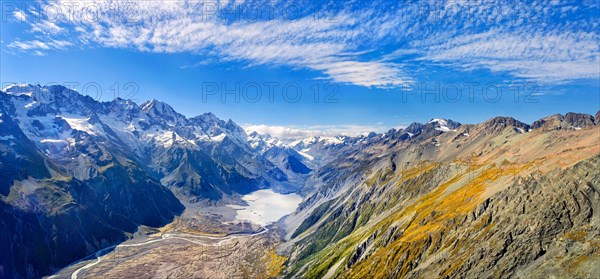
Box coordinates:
[1,84,598,278]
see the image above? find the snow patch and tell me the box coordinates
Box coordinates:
[430,118,457,132]
[297,150,314,161]
[429,118,448,126]
[322,136,344,145]
[40,139,68,143]
[151,131,176,148]
[62,116,98,135]
[211,133,226,142]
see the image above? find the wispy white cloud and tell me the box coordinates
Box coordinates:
[4,1,412,87]
[13,10,27,22]
[7,39,71,52]
[4,0,599,86]
[417,29,600,83]
[30,19,64,34]
[245,124,330,140]
[244,123,399,140]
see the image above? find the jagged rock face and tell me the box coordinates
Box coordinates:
[248,131,312,186]
[0,95,51,195]
[404,122,425,135]
[531,114,565,130]
[481,116,530,134]
[141,99,188,127]
[289,136,359,168]
[564,112,595,128]
[282,115,599,279]
[401,119,462,142]
[531,113,595,131]
[595,111,600,124]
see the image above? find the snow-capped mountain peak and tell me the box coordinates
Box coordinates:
[428,118,460,132]
[3,84,83,104]
[248,131,286,151]
[429,118,448,126]
[2,83,40,97]
[140,99,187,126]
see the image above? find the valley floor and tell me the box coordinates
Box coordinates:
[47,211,287,279]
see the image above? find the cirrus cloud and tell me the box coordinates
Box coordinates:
[243,123,400,141]
[4,0,599,86]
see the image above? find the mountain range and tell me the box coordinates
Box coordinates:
[0,84,598,278]
[0,84,310,278]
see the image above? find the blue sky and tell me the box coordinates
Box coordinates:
[1,0,599,137]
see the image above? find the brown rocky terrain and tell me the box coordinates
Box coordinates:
[48,215,287,279]
[281,114,600,279]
